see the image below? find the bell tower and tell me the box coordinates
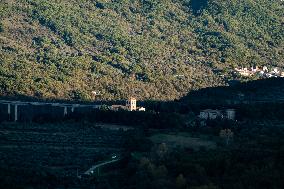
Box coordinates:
[126,97,136,111]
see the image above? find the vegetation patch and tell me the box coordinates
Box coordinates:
[150,133,216,150]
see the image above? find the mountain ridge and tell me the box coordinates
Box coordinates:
[0,0,283,100]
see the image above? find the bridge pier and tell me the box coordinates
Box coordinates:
[14,104,18,122]
[0,100,98,122]
[64,106,67,116]
[7,104,11,120]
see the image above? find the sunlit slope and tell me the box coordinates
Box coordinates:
[0,0,283,100]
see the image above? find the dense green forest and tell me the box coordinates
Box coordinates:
[0,0,283,100]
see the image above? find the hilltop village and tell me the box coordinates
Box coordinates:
[234,66,284,78]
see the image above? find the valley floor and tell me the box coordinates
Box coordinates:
[0,122,129,188]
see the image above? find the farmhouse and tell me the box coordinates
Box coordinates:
[199,109,221,120]
[199,109,236,120]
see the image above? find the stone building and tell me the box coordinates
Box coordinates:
[126,97,137,111]
[111,97,145,112]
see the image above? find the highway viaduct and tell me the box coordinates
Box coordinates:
[0,100,101,122]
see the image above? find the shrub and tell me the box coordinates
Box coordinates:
[0,22,4,32]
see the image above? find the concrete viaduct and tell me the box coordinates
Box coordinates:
[0,100,101,122]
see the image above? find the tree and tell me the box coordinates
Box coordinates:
[153,165,168,179]
[219,129,234,146]
[152,143,169,161]
[176,174,187,189]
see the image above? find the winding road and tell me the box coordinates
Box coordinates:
[84,158,120,175]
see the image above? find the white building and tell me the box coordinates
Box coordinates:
[126,97,137,111]
[137,107,146,111]
[199,109,222,120]
[199,109,236,120]
[263,66,268,72]
[273,67,279,74]
[225,109,236,120]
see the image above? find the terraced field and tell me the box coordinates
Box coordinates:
[0,123,129,188]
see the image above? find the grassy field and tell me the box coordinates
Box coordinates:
[150,133,216,150]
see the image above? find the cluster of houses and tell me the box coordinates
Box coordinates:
[199,109,236,120]
[235,66,284,78]
[184,109,237,127]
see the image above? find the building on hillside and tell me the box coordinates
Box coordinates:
[137,107,146,111]
[199,109,236,120]
[199,109,222,120]
[126,97,137,111]
[251,66,260,72]
[234,66,284,78]
[273,67,280,74]
[263,66,268,72]
[225,109,236,120]
[110,97,146,112]
[259,71,265,76]
[234,67,253,77]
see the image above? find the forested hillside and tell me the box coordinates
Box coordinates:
[0,0,283,100]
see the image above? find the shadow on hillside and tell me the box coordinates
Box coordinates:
[0,93,185,129]
[183,0,209,15]
[1,78,284,127]
[180,78,284,106]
